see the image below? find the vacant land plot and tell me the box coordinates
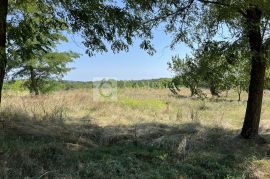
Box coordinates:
[1,88,270,178]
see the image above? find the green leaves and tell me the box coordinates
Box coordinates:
[6,0,80,94]
[126,0,270,52]
[60,0,154,56]
[168,40,251,97]
[168,55,202,96]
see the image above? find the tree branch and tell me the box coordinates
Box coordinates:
[197,0,229,6]
[143,0,195,25]
[197,0,247,17]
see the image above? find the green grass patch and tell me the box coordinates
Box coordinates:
[0,133,253,178]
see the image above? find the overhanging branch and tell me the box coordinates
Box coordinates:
[143,0,195,25]
[197,0,247,17]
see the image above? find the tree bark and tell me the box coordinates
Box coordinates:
[29,66,39,95]
[241,7,265,139]
[0,0,8,104]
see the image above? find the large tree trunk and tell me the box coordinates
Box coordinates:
[241,7,265,139]
[29,66,39,95]
[0,0,8,104]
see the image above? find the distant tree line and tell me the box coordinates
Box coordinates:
[5,73,270,97]
[3,78,173,93]
[117,78,172,89]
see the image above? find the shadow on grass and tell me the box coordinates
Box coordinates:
[0,112,269,178]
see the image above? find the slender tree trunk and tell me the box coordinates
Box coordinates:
[0,0,8,104]
[237,90,241,102]
[29,66,39,95]
[241,7,265,139]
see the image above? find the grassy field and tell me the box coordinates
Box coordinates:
[1,88,270,178]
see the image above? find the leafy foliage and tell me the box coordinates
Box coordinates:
[57,0,155,56]
[12,52,79,94]
[169,56,202,97]
[6,1,80,95]
[126,0,270,49]
[168,41,251,99]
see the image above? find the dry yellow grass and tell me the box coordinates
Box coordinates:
[3,88,268,129]
[1,88,270,178]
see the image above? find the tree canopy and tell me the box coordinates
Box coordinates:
[168,41,251,100]
[55,0,155,56]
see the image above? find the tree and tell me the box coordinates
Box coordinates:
[168,44,230,98]
[3,0,69,100]
[169,45,251,101]
[195,41,232,97]
[6,1,77,95]
[127,0,270,139]
[193,41,251,100]
[0,0,8,103]
[12,51,79,95]
[229,53,250,102]
[168,56,202,97]
[168,76,182,95]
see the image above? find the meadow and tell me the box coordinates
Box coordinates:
[1,88,270,178]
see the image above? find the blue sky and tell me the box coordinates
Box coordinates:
[57,30,191,81]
